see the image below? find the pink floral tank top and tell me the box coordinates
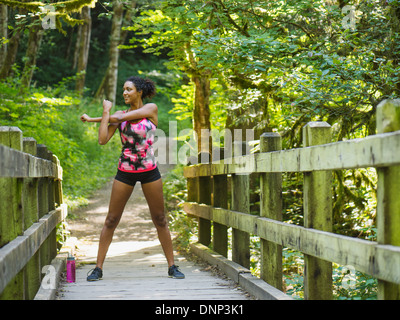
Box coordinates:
[118,113,157,173]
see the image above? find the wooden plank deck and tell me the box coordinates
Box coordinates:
[57,240,250,300]
[56,146,251,300]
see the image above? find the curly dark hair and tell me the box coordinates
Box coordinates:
[125,76,156,101]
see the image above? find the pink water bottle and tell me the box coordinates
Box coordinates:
[66,255,76,283]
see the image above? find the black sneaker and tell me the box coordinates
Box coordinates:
[168,265,185,279]
[87,267,103,281]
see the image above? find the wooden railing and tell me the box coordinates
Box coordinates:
[0,126,67,300]
[183,99,400,300]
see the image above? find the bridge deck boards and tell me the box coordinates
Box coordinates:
[57,150,251,301]
[57,241,249,300]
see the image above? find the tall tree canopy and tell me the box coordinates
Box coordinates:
[129,0,400,146]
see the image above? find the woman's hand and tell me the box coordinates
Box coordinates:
[103,100,113,113]
[80,114,90,122]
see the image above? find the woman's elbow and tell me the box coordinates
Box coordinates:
[98,138,107,145]
[116,114,124,122]
[110,112,124,123]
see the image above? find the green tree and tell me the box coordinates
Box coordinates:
[127,1,215,153]
[140,0,399,240]
[0,0,96,87]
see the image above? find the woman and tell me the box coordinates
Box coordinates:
[80,76,184,281]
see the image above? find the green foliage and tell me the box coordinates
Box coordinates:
[2,0,394,299]
[282,248,304,300]
[0,74,120,203]
[170,77,228,133]
[162,165,198,254]
[134,0,400,143]
[333,264,377,300]
[0,0,93,34]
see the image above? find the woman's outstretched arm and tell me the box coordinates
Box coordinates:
[80,102,157,124]
[80,112,123,123]
[80,100,124,123]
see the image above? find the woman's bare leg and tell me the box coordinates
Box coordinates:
[141,178,175,267]
[96,179,134,269]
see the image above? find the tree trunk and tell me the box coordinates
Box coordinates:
[0,4,7,69]
[95,0,135,101]
[75,6,92,95]
[0,31,21,79]
[105,0,124,104]
[20,23,43,88]
[72,22,82,70]
[192,73,211,154]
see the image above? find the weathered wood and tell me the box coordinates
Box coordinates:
[186,176,197,220]
[212,148,228,257]
[22,137,40,300]
[0,127,24,247]
[184,109,400,300]
[0,206,67,295]
[36,144,52,282]
[191,242,293,300]
[59,240,250,300]
[183,202,400,285]
[45,150,57,264]
[303,121,332,300]
[183,130,400,177]
[0,126,65,300]
[52,155,63,206]
[22,138,38,231]
[0,127,24,299]
[0,126,23,150]
[198,152,211,246]
[376,99,400,300]
[260,132,282,290]
[231,142,250,269]
[186,149,197,211]
[0,144,55,178]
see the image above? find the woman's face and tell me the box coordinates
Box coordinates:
[123,81,142,105]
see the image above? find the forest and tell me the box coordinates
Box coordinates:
[1,0,399,299]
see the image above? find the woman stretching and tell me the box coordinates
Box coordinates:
[80,76,184,281]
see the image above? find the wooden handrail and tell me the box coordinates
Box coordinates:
[183,130,400,177]
[0,126,66,300]
[183,99,400,300]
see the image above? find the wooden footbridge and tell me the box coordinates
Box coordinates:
[1,99,400,300]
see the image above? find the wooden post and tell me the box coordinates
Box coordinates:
[376,99,400,300]
[0,127,23,246]
[302,122,333,300]
[0,126,24,299]
[22,138,38,229]
[231,141,250,269]
[53,155,63,207]
[260,132,283,290]
[22,137,41,300]
[187,177,197,203]
[37,144,51,273]
[212,147,228,257]
[37,144,50,219]
[46,150,57,261]
[186,157,198,248]
[198,152,211,246]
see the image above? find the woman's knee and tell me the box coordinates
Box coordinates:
[104,215,120,229]
[152,212,168,229]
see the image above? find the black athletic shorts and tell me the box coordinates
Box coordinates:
[114,167,161,187]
